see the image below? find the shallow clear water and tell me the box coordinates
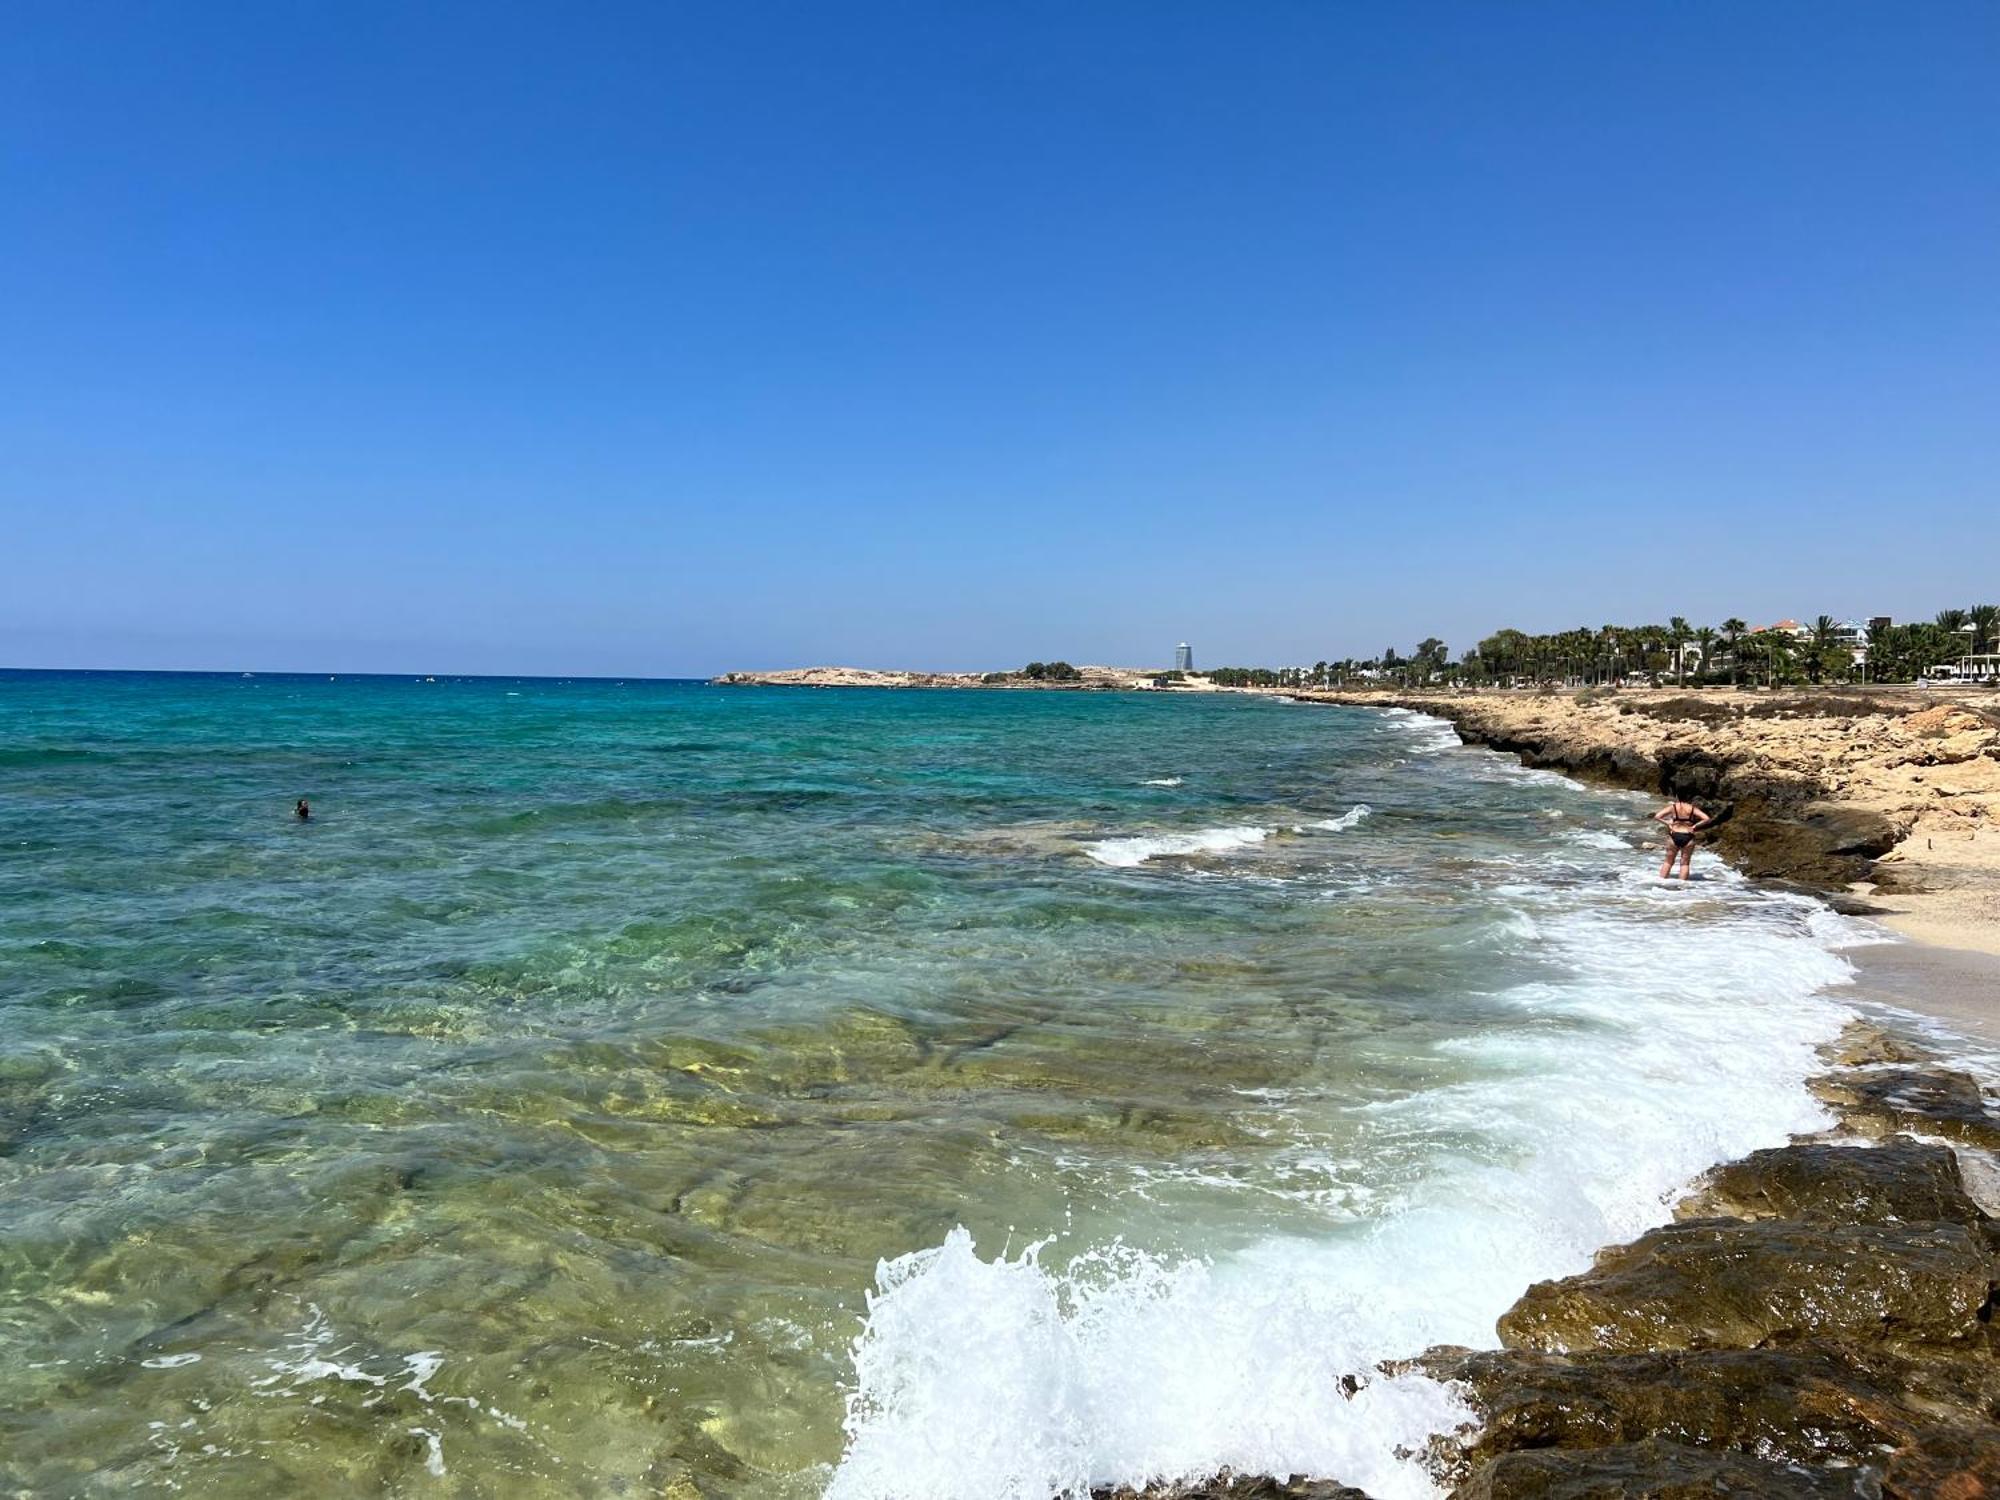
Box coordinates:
[0,674,1863,1497]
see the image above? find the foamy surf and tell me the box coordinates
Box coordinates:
[1378,708,1463,756]
[1310,805,1371,832]
[828,847,1863,1500]
[1084,825,1270,867]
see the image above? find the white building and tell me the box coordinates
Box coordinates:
[1174,642,1193,672]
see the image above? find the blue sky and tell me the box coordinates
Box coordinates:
[3,2,1995,675]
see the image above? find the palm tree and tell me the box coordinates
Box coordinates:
[1867,619,1895,683]
[1765,630,1794,688]
[1909,622,1954,679]
[1808,615,1839,684]
[1599,626,1621,685]
[1936,608,1969,635]
[1721,618,1747,687]
[1693,626,1715,684]
[1970,604,1999,657]
[1668,617,1690,687]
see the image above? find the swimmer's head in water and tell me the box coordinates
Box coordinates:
[295,799,311,820]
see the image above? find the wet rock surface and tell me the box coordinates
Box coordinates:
[1810,1066,2000,1151]
[1451,1438,1879,1499]
[1377,1028,2000,1499]
[1093,1479,1375,1500]
[1823,1023,1937,1069]
[1496,1216,1993,1354]
[1415,1343,1959,1477]
[1677,1140,1985,1226]
[1879,1424,2000,1500]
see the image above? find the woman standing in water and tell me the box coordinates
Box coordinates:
[1653,793,1712,880]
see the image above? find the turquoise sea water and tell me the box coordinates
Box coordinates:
[0,673,1863,1497]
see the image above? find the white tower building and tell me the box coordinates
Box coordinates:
[1174,642,1193,672]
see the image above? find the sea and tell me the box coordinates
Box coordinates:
[0,671,1879,1498]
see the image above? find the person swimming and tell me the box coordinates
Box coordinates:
[295,798,311,821]
[1652,793,1711,880]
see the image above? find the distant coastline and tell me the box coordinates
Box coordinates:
[712,664,1235,691]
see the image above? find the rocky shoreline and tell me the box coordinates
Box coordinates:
[1101,1022,2000,1499]
[1295,688,2000,948]
[1093,689,2000,1499]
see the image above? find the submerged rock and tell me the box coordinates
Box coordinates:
[1810,1067,2000,1151]
[1677,1140,1986,1227]
[1821,1022,1937,1069]
[1449,1437,1877,1498]
[1495,1218,1994,1354]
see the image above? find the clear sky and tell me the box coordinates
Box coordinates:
[3,2,1996,676]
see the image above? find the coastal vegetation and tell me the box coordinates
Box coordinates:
[975,661,1085,685]
[1226,607,1999,690]
[1018,660,1082,682]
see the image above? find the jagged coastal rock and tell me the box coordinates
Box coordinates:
[1676,1138,1984,1225]
[1119,1021,2000,1498]
[1419,1022,2000,1499]
[1810,1067,2000,1151]
[1494,1217,1992,1354]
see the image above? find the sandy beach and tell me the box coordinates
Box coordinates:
[1843,938,2000,1053]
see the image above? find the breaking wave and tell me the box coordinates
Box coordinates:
[829,854,1863,1499]
[1083,825,1271,867]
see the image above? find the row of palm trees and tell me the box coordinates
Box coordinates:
[1263,607,1999,690]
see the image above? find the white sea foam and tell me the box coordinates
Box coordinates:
[1310,805,1371,832]
[1140,777,1184,787]
[1084,825,1270,867]
[828,862,1860,1500]
[408,1426,447,1477]
[1377,708,1463,755]
[1564,828,1631,851]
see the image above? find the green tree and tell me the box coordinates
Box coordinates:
[1866,619,1895,682]
[1970,604,1998,656]
[1668,617,1690,687]
[1720,618,1747,687]
[1764,630,1796,688]
[1413,637,1447,684]
[1807,615,1838,683]
[1020,661,1081,682]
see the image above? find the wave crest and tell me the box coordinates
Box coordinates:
[1312,805,1372,832]
[1083,825,1270,867]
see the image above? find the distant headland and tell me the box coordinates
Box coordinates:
[712,662,1228,691]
